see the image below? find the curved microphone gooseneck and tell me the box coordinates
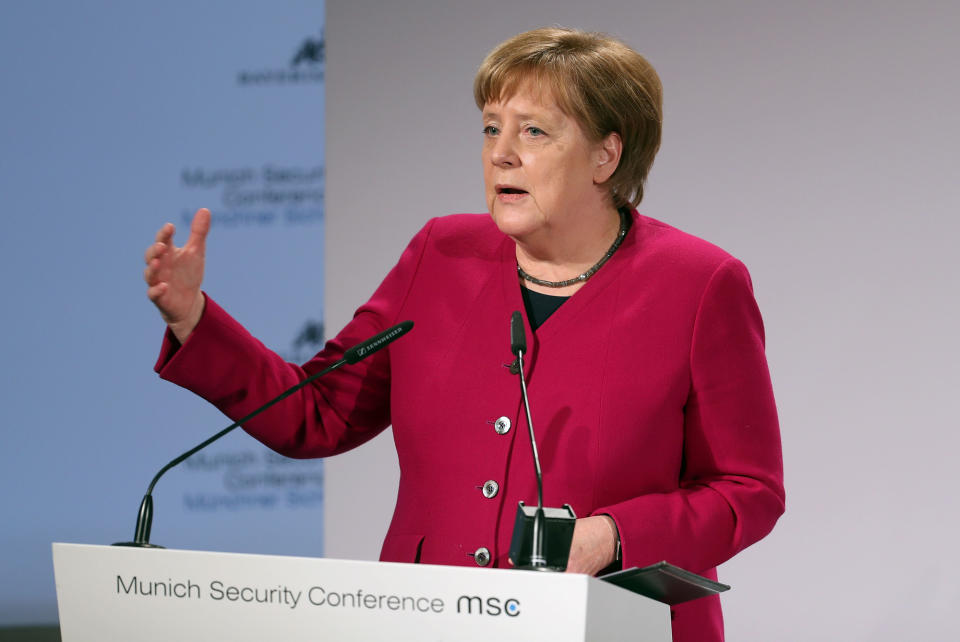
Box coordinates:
[113,320,414,548]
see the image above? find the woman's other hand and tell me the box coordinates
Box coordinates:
[144,208,210,343]
[565,514,619,575]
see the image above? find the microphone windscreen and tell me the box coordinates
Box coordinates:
[510,311,526,356]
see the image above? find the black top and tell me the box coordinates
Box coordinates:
[521,286,570,330]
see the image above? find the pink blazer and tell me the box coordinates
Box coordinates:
[156,210,785,641]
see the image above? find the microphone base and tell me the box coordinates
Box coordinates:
[508,502,576,572]
[111,542,165,548]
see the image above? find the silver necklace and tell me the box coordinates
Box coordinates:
[517,209,629,289]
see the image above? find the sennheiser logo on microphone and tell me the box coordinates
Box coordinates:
[360,326,406,355]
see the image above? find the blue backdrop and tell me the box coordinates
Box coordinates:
[0,1,325,625]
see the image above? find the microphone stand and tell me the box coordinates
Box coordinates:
[114,321,413,548]
[507,311,576,571]
[515,343,548,568]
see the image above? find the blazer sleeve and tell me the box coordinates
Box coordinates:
[593,257,785,573]
[154,218,437,458]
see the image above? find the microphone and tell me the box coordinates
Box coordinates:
[506,311,576,571]
[344,321,413,364]
[114,320,414,548]
[510,310,526,356]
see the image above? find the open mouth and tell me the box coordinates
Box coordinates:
[496,185,528,195]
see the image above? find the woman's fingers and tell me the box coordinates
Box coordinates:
[145,222,174,272]
[144,256,164,286]
[154,222,175,244]
[144,209,209,339]
[184,209,210,254]
[144,241,166,265]
[146,282,167,303]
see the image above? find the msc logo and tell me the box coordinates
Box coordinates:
[456,595,520,617]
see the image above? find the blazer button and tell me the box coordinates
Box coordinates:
[494,416,511,435]
[473,547,491,566]
[482,480,500,498]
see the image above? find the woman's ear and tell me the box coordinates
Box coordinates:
[594,131,623,184]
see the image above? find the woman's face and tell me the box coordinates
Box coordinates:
[481,82,613,242]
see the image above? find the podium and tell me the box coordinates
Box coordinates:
[52,543,672,641]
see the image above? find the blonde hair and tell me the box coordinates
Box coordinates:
[474,27,663,207]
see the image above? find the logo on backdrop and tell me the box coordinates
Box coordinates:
[182,449,324,513]
[238,31,324,85]
[181,322,325,513]
[180,164,323,228]
[291,36,324,67]
[283,319,325,363]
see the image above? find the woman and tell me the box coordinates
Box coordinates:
[144,28,784,641]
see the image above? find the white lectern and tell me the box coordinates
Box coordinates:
[52,543,671,641]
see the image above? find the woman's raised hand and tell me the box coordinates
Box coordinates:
[144,208,210,343]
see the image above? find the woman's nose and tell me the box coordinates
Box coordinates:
[490,136,520,167]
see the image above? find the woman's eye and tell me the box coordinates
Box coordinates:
[482,125,500,136]
[527,127,545,136]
